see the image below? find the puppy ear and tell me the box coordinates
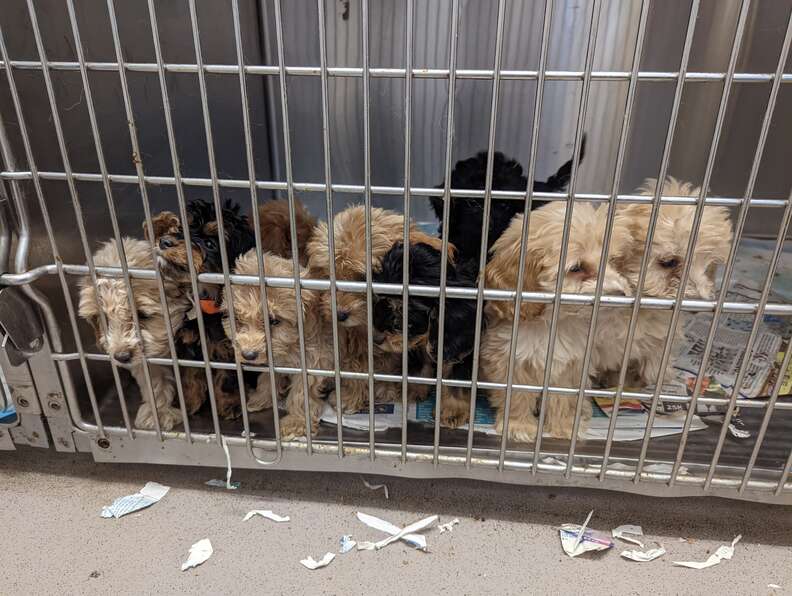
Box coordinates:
[409,229,456,264]
[146,211,180,241]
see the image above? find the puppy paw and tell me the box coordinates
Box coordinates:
[279,414,308,440]
[134,403,182,431]
[246,385,273,412]
[505,419,538,443]
[218,400,242,420]
[439,406,469,429]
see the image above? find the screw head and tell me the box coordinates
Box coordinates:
[17,397,30,408]
[48,401,61,411]
[97,437,111,449]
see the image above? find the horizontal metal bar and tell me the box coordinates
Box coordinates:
[1,169,788,207]
[2,262,792,313]
[1,59,790,84]
[46,349,792,410]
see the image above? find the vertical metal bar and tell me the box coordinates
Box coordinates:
[104,0,192,442]
[468,0,553,468]
[146,0,222,442]
[633,0,751,482]
[704,199,792,489]
[231,0,283,464]
[741,333,792,492]
[567,0,651,477]
[670,10,792,487]
[399,0,414,463]
[599,0,701,475]
[776,430,792,496]
[187,0,250,450]
[432,0,461,466]
[272,0,313,452]
[361,0,377,460]
[0,21,106,438]
[67,0,194,440]
[316,0,344,458]
[28,0,142,436]
[531,0,601,472]
[465,0,508,468]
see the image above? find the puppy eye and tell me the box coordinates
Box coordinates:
[659,257,681,269]
[137,311,151,321]
[568,263,583,274]
[204,238,216,251]
[269,316,280,327]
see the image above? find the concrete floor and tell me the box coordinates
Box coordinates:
[1,448,791,595]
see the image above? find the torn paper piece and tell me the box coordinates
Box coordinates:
[621,547,666,562]
[438,518,460,533]
[673,535,741,569]
[205,479,240,490]
[339,535,356,554]
[355,511,427,551]
[559,512,614,558]
[768,584,782,590]
[181,539,213,571]
[221,435,236,490]
[100,482,170,519]
[375,515,438,550]
[612,525,645,548]
[361,476,389,499]
[300,552,335,570]
[243,510,290,523]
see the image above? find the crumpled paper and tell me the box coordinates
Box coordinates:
[612,524,645,548]
[300,552,335,570]
[355,511,429,551]
[559,511,614,558]
[181,539,213,571]
[673,535,742,569]
[243,510,290,523]
[621,547,666,562]
[100,482,170,519]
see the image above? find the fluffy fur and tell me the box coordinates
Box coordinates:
[480,202,634,442]
[255,199,317,266]
[595,177,734,386]
[78,237,192,430]
[373,242,478,426]
[430,138,586,270]
[306,205,449,410]
[148,199,257,420]
[225,250,334,439]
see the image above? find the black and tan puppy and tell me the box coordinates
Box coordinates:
[373,241,477,426]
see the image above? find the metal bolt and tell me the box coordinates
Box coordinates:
[97,437,111,449]
[17,397,29,408]
[48,401,61,411]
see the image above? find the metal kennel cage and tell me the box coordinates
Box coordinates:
[0,0,791,504]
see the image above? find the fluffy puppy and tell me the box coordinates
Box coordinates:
[373,242,477,426]
[306,204,448,411]
[225,250,334,439]
[255,198,317,266]
[481,202,634,442]
[78,237,192,430]
[148,199,256,420]
[594,177,733,386]
[431,138,586,269]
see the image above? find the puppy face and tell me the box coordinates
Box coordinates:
[307,205,450,328]
[617,178,733,299]
[78,238,190,366]
[373,242,476,364]
[147,200,255,283]
[224,249,308,365]
[485,202,634,319]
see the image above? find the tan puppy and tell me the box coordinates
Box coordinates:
[225,249,334,438]
[595,177,733,386]
[306,204,448,412]
[78,238,192,430]
[481,202,634,441]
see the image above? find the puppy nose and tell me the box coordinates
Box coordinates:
[241,349,259,362]
[113,350,131,364]
[337,310,349,322]
[158,237,175,250]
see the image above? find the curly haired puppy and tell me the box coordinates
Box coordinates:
[594,177,733,386]
[306,204,448,412]
[148,199,257,420]
[78,237,192,430]
[373,242,478,426]
[430,138,586,270]
[225,250,334,439]
[480,202,634,442]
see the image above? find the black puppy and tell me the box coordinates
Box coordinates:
[430,137,586,273]
[373,242,477,426]
[147,199,257,420]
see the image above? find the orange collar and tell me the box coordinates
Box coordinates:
[200,298,223,315]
